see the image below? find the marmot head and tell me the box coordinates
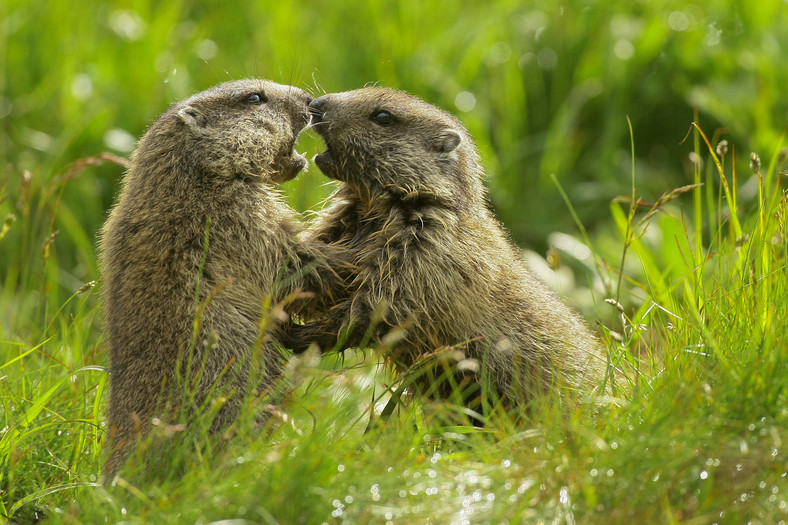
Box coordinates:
[136,79,312,184]
[308,87,485,210]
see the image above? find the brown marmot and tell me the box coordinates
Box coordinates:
[99,79,327,482]
[287,87,607,416]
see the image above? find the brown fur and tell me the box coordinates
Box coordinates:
[99,79,326,483]
[287,87,607,414]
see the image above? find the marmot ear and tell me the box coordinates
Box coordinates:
[177,105,208,129]
[434,129,462,153]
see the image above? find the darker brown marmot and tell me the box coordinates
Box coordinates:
[100,79,324,483]
[288,87,607,416]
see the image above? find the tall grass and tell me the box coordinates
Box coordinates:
[2,112,786,525]
[2,0,788,522]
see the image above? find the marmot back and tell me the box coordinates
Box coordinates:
[288,87,607,414]
[99,79,314,483]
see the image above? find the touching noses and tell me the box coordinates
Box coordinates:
[308,96,327,125]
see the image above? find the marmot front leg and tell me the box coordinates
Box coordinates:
[288,240,356,319]
[284,322,342,354]
[284,302,375,354]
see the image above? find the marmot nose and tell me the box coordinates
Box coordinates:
[308,96,327,124]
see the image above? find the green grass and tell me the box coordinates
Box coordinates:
[2,0,788,522]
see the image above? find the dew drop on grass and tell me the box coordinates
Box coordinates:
[195,39,218,61]
[519,52,536,69]
[487,42,512,64]
[517,481,533,494]
[667,11,689,31]
[700,471,708,480]
[537,48,558,70]
[104,128,136,153]
[337,464,345,472]
[705,23,722,46]
[455,92,476,113]
[71,74,94,100]
[613,39,635,60]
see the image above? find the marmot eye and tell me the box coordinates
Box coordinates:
[246,92,268,105]
[372,111,394,126]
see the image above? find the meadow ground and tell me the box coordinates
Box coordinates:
[2,1,788,523]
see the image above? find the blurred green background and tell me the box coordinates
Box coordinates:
[1,0,786,327]
[4,3,788,521]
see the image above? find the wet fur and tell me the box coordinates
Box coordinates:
[99,79,331,482]
[288,87,606,412]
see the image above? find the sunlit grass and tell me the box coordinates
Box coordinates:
[2,121,786,522]
[2,0,788,522]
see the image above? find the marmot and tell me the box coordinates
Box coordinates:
[287,87,606,416]
[100,79,327,482]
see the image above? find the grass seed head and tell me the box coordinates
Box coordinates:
[749,152,761,174]
[716,139,729,158]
